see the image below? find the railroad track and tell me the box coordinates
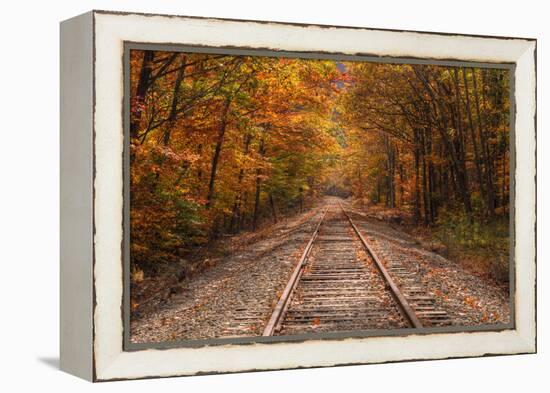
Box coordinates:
[261,200,450,336]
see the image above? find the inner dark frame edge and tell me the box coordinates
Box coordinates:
[122,42,517,352]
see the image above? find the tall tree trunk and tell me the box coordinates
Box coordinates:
[240,192,249,230]
[414,66,472,216]
[384,135,396,208]
[357,167,363,202]
[230,134,252,232]
[472,68,495,217]
[413,129,421,224]
[440,141,450,203]
[252,138,266,230]
[390,145,396,208]
[426,125,436,223]
[162,56,187,147]
[452,69,467,163]
[487,70,505,209]
[398,162,405,207]
[502,150,507,211]
[206,98,231,208]
[420,129,430,225]
[269,194,278,223]
[462,68,485,201]
[451,69,473,219]
[151,57,187,192]
[130,51,155,140]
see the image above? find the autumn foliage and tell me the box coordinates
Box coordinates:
[129,50,510,277]
[340,63,510,225]
[130,51,343,272]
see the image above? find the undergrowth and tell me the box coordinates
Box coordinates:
[434,208,510,283]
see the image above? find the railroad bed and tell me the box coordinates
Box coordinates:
[132,198,509,344]
[261,200,451,336]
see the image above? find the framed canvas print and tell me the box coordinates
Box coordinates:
[60,10,537,381]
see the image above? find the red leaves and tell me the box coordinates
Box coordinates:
[131,95,146,116]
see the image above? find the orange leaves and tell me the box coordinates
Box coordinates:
[433,288,449,302]
[154,145,200,165]
[464,295,481,310]
[129,51,348,273]
[480,311,500,323]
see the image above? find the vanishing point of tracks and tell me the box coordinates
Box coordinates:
[260,200,450,336]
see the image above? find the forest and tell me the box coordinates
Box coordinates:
[129,49,510,281]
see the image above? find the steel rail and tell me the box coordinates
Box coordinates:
[262,209,328,336]
[339,202,423,329]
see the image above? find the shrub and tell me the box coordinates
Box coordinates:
[434,208,509,282]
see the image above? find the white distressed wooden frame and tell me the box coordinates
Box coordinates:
[60,10,536,382]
